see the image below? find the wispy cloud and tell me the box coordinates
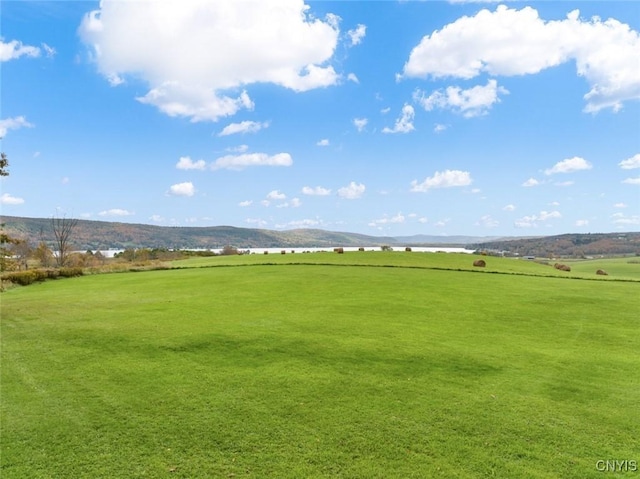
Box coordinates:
[98,208,134,217]
[212,152,292,170]
[0,116,33,138]
[522,178,540,187]
[411,170,472,192]
[302,186,332,196]
[368,213,405,228]
[353,118,368,132]
[619,153,640,169]
[382,104,415,134]
[266,190,286,201]
[176,156,206,170]
[218,120,269,136]
[337,182,365,199]
[476,215,499,228]
[414,80,508,118]
[544,156,592,175]
[514,210,561,228]
[347,24,366,46]
[0,39,41,62]
[611,213,640,226]
[0,193,25,205]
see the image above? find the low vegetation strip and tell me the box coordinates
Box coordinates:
[2,260,638,478]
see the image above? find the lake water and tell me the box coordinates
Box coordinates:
[89,246,476,257]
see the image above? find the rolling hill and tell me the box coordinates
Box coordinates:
[2,216,638,256]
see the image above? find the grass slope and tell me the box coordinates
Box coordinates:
[171,251,640,281]
[2,255,639,478]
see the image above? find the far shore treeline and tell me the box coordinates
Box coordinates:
[1,215,639,258]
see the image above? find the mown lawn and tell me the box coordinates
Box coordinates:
[1,256,639,478]
[171,251,640,281]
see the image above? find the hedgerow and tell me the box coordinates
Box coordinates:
[1,267,83,288]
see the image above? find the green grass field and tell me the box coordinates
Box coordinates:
[2,253,639,478]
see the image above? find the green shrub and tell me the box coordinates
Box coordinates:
[59,267,84,278]
[2,270,38,286]
[46,269,60,279]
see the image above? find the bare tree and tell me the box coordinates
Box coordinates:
[51,215,79,267]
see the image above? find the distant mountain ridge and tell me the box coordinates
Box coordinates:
[1,215,458,250]
[2,216,638,256]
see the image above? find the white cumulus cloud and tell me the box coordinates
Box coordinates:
[622,177,640,185]
[401,5,640,113]
[413,79,508,118]
[382,104,415,134]
[544,156,592,175]
[239,200,253,207]
[79,1,341,122]
[619,153,640,169]
[212,152,292,170]
[219,120,269,136]
[337,181,365,199]
[410,169,472,192]
[316,139,330,146]
[176,156,206,170]
[503,204,516,211]
[168,182,196,197]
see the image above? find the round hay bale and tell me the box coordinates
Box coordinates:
[554,263,571,272]
[473,259,486,267]
[405,247,412,252]
[596,269,608,275]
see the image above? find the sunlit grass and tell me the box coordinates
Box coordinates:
[171,251,640,281]
[2,256,639,478]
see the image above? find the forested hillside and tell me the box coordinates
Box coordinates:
[472,232,640,257]
[0,216,395,250]
[2,216,638,256]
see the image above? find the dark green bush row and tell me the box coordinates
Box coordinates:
[1,268,83,286]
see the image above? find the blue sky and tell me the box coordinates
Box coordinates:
[1,0,639,237]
